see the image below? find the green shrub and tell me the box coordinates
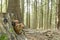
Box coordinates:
[0,34,8,40]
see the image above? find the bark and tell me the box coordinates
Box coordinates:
[32,0,37,29]
[57,0,60,29]
[20,0,24,23]
[7,0,22,22]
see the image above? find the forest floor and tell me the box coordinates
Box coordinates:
[0,28,60,40]
[14,29,60,40]
[0,22,60,40]
[23,29,60,40]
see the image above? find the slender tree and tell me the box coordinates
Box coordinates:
[32,0,37,29]
[57,0,60,29]
[26,0,30,28]
[20,0,24,23]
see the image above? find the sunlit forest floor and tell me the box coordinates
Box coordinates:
[25,29,60,40]
[0,22,60,40]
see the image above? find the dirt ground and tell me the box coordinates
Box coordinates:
[0,28,60,40]
[0,22,60,40]
[24,29,60,40]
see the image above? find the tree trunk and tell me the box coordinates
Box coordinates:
[7,0,22,22]
[7,0,23,40]
[20,0,24,23]
[57,0,60,29]
[32,0,37,29]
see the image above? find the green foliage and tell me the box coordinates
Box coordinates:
[0,34,8,40]
[9,28,14,32]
